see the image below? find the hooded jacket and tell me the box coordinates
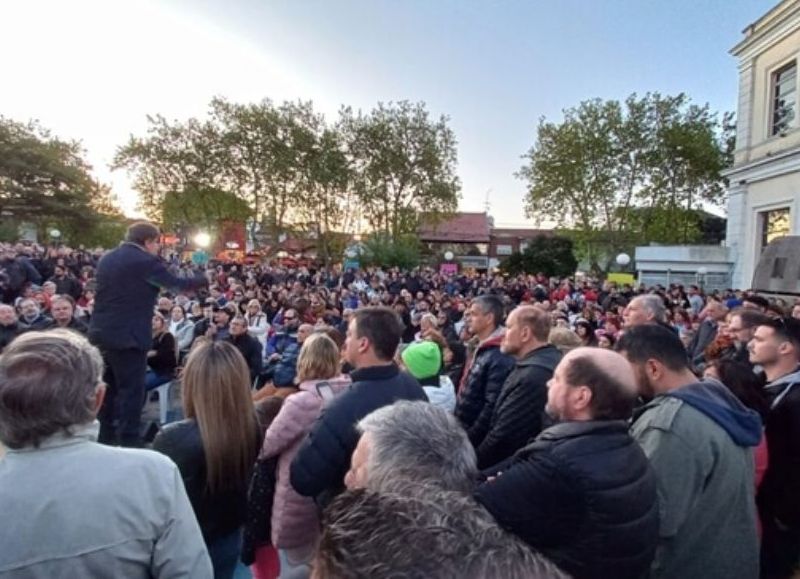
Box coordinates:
[475,344,562,469]
[759,367,800,528]
[631,379,761,579]
[454,329,515,446]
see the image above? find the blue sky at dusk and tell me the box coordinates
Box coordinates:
[0,0,771,224]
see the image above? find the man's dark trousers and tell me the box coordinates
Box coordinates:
[97,347,148,447]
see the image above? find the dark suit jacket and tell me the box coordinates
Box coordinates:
[688,319,718,364]
[89,242,205,351]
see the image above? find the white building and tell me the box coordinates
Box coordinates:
[725,0,800,289]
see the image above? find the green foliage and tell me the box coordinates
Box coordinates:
[361,232,421,270]
[518,93,734,270]
[501,235,577,277]
[161,186,252,230]
[0,117,126,246]
[339,100,460,240]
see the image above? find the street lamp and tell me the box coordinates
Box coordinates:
[444,251,454,261]
[193,232,211,249]
[616,253,631,267]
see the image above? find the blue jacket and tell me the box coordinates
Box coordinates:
[89,243,205,351]
[290,364,427,504]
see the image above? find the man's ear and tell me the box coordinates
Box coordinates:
[93,383,107,415]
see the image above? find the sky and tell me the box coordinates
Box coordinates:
[0,0,771,226]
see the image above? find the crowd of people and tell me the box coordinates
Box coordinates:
[0,223,799,578]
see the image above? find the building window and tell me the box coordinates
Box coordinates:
[772,61,797,136]
[760,208,791,252]
[519,241,529,253]
[496,244,513,256]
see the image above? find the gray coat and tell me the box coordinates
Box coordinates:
[0,425,212,579]
[631,381,761,579]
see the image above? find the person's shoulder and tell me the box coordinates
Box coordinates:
[81,440,180,478]
[632,396,683,432]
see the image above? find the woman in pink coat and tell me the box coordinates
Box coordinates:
[251,333,350,579]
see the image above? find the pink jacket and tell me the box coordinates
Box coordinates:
[259,375,351,549]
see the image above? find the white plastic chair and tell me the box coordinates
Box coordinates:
[155,380,174,425]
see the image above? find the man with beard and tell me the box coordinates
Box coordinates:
[475,348,658,579]
[617,324,761,579]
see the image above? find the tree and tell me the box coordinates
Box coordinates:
[0,117,125,244]
[501,235,577,277]
[342,101,460,241]
[361,232,421,270]
[518,93,733,270]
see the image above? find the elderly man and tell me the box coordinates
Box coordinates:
[475,348,659,579]
[18,298,51,330]
[454,295,515,446]
[475,305,562,469]
[622,294,667,327]
[0,330,212,578]
[618,324,761,579]
[44,295,88,335]
[345,400,477,494]
[687,298,729,366]
[0,304,25,352]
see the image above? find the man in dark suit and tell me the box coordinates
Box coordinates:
[89,222,206,447]
[687,299,728,367]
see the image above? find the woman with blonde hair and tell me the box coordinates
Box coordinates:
[154,340,260,579]
[251,333,351,579]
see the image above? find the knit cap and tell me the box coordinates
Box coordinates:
[401,341,441,380]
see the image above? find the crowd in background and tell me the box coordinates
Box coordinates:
[1,234,799,579]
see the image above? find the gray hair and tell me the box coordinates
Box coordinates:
[0,330,104,449]
[317,487,569,579]
[636,294,667,323]
[473,294,505,327]
[420,313,438,328]
[356,401,477,493]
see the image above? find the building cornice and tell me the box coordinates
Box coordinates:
[732,0,800,63]
[723,143,800,183]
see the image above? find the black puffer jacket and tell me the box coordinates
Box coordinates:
[290,363,426,504]
[475,421,659,579]
[475,344,561,469]
[454,333,515,446]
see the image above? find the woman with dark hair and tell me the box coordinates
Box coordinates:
[574,320,598,347]
[154,340,261,578]
[145,313,177,392]
[444,340,467,390]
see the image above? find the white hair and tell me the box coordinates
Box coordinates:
[357,401,477,493]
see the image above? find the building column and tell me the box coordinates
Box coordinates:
[726,183,748,289]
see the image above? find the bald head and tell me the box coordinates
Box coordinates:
[560,347,638,420]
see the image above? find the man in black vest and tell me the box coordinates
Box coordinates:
[89,222,206,447]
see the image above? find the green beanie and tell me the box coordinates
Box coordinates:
[401,341,442,380]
